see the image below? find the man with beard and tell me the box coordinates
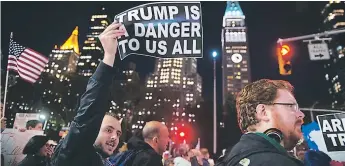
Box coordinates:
[217,79,305,166]
[50,21,125,166]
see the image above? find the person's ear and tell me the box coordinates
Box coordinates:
[256,104,270,122]
[153,137,158,144]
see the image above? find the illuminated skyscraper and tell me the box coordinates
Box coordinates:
[78,7,109,77]
[134,58,202,141]
[39,26,81,129]
[221,1,251,105]
[322,1,345,108]
[145,58,202,107]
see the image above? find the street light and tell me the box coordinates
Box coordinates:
[212,50,217,154]
[39,114,46,120]
[212,51,217,58]
[39,113,48,130]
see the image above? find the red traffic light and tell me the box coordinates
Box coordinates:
[277,44,292,75]
[280,45,291,56]
[179,132,185,137]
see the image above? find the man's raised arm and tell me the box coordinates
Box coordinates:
[51,22,125,165]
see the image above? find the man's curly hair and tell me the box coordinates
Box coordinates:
[236,79,294,132]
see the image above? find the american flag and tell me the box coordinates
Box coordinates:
[7,37,49,84]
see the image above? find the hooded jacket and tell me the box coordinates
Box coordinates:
[217,133,304,166]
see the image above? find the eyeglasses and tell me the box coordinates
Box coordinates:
[272,102,299,111]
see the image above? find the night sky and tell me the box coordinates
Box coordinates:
[1,1,329,108]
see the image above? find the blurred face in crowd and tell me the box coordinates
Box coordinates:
[296,141,308,161]
[263,89,305,150]
[30,123,43,131]
[94,115,122,157]
[39,142,53,157]
[163,152,169,160]
[200,148,209,159]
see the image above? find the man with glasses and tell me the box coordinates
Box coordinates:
[217,79,305,166]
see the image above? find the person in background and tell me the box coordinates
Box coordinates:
[162,151,170,164]
[110,121,169,166]
[295,140,309,161]
[18,135,53,166]
[174,144,191,166]
[190,149,203,166]
[164,158,175,166]
[200,148,210,166]
[26,120,43,131]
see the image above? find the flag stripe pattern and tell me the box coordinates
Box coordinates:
[7,38,49,83]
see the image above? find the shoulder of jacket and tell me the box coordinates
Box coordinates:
[246,152,301,166]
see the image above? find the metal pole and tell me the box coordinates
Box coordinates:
[300,108,344,113]
[2,32,13,119]
[310,111,314,122]
[213,58,217,154]
[277,28,345,44]
[310,102,318,122]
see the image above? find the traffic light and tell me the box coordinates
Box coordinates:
[173,123,194,144]
[277,44,293,75]
[179,131,185,137]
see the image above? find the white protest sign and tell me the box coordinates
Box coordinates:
[114,2,203,60]
[13,113,40,129]
[308,43,330,61]
[316,113,345,152]
[303,121,345,162]
[1,129,44,166]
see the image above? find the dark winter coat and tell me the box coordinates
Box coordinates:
[50,62,115,166]
[109,136,163,166]
[18,155,50,166]
[216,132,304,166]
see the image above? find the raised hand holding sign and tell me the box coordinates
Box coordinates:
[114,2,203,60]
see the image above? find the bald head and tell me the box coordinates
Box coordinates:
[142,121,170,155]
[142,121,165,141]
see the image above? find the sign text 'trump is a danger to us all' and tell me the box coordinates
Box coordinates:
[114,2,203,60]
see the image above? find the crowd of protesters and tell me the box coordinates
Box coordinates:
[1,20,345,166]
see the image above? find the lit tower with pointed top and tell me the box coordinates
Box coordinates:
[221,1,251,105]
[38,26,81,129]
[78,7,109,77]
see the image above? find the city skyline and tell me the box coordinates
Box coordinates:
[1,1,332,109]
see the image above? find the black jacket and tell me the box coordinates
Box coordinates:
[217,133,304,166]
[18,155,50,166]
[50,62,114,166]
[124,136,163,166]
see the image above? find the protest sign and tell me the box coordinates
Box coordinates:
[114,2,203,60]
[302,121,345,162]
[316,113,345,152]
[13,113,40,129]
[1,129,44,166]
